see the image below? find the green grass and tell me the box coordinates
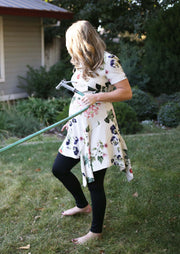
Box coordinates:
[0,128,179,254]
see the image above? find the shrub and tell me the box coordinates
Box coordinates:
[113,102,142,134]
[15,97,71,125]
[18,58,72,99]
[49,58,72,88]
[56,103,70,134]
[56,103,69,121]
[157,102,180,128]
[0,97,71,139]
[0,109,42,138]
[18,65,54,99]
[156,92,180,107]
[168,92,180,104]
[7,112,41,138]
[117,39,150,91]
[127,87,158,121]
[0,111,6,130]
[0,111,9,139]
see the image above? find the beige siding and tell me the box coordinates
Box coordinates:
[0,15,42,100]
[45,37,61,70]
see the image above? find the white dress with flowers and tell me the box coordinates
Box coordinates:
[59,51,133,186]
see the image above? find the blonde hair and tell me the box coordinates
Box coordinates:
[66,20,106,79]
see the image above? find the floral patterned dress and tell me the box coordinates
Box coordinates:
[59,51,133,186]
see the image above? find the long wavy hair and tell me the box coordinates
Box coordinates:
[66,20,106,79]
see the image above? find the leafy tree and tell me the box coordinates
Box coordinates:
[45,0,164,38]
[43,0,179,95]
[143,2,180,95]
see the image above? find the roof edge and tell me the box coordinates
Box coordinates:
[0,6,73,20]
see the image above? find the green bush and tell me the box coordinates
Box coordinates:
[113,101,142,134]
[0,97,71,139]
[0,111,6,130]
[49,58,72,88]
[56,103,70,134]
[56,103,69,121]
[156,92,180,107]
[0,111,9,139]
[0,109,42,138]
[127,87,158,121]
[15,97,71,125]
[157,102,180,128]
[18,65,53,99]
[116,39,150,91]
[168,92,180,104]
[18,58,72,99]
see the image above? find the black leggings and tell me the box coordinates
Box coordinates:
[52,152,106,233]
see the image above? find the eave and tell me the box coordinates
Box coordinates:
[0,6,73,20]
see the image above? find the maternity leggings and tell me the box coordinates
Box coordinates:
[52,152,106,233]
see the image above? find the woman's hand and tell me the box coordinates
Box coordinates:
[81,79,132,105]
[81,94,98,105]
[61,122,69,132]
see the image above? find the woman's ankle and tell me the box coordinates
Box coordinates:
[90,230,102,236]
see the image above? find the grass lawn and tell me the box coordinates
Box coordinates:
[0,128,179,254]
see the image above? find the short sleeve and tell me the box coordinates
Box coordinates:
[104,52,127,85]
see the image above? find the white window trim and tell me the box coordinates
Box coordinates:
[0,16,5,82]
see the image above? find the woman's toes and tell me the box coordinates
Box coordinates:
[71,231,102,245]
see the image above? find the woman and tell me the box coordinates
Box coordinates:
[52,20,133,244]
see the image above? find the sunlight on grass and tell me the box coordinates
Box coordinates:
[0,128,179,253]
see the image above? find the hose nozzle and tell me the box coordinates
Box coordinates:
[56,80,84,96]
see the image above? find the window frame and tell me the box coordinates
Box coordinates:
[0,16,5,82]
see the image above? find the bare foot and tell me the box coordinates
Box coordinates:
[72,231,102,245]
[62,204,92,216]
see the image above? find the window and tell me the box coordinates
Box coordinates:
[0,16,5,82]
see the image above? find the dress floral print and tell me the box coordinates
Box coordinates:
[59,52,133,186]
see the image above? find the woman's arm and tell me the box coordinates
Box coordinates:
[81,79,132,105]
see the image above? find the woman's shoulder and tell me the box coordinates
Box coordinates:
[104,51,118,59]
[104,51,112,60]
[104,51,122,69]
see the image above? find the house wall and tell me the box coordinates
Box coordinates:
[0,16,5,82]
[45,37,61,70]
[0,15,42,101]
